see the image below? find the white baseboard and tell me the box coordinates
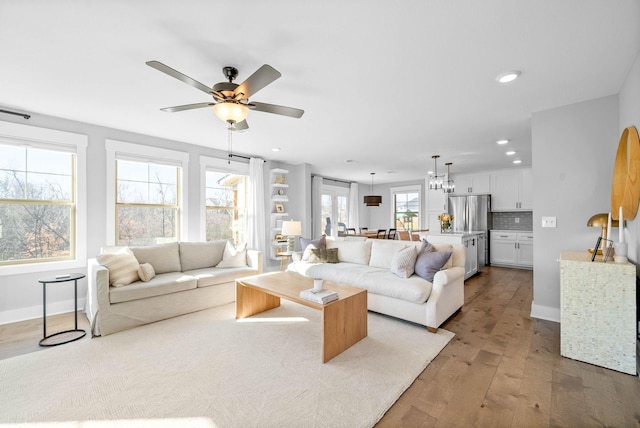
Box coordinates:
[530,301,560,323]
[0,298,86,326]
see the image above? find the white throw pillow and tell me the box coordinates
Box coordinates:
[96,247,140,287]
[302,244,317,261]
[390,245,418,278]
[216,242,248,268]
[137,263,156,282]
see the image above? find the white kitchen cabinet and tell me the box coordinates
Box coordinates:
[463,235,478,279]
[454,173,491,194]
[491,168,532,211]
[490,230,533,268]
[426,187,447,213]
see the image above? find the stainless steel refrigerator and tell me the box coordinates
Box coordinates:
[448,194,491,268]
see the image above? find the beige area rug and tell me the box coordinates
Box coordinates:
[0,301,453,428]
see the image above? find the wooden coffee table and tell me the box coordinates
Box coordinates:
[235,271,368,363]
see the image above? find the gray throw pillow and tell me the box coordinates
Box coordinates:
[300,235,326,261]
[414,248,452,282]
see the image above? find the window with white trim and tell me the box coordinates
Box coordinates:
[205,170,248,245]
[0,120,87,274]
[106,140,189,246]
[391,185,421,231]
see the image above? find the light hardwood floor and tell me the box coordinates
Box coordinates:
[1,266,638,427]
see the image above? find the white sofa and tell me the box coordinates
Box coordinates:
[287,238,464,332]
[86,241,262,336]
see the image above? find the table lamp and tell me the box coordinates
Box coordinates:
[586,213,618,251]
[281,220,302,252]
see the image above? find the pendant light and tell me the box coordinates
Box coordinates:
[443,162,455,193]
[428,155,444,190]
[363,172,382,206]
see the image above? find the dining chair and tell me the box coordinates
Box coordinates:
[387,228,397,240]
[359,227,368,234]
[398,231,410,241]
[347,228,356,235]
[376,229,387,239]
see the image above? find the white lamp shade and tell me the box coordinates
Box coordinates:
[281,220,302,236]
[213,102,249,123]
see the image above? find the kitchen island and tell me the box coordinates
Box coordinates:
[417,231,485,280]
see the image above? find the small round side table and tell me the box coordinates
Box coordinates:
[38,273,87,347]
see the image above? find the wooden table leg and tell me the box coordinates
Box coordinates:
[321,291,368,362]
[235,280,281,319]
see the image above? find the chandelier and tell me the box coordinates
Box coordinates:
[443,162,455,193]
[428,155,444,190]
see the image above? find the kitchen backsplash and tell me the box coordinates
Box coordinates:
[492,211,533,230]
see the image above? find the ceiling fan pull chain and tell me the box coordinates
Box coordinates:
[227,124,233,164]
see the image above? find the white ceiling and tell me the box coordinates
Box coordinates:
[1,1,638,184]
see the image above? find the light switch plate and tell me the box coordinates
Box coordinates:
[542,216,557,228]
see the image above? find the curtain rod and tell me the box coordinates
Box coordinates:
[0,109,30,120]
[313,175,353,185]
[228,153,266,162]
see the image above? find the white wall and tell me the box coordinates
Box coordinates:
[0,111,300,324]
[531,95,619,321]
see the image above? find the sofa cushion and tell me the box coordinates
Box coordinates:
[137,263,156,282]
[299,235,326,260]
[179,240,227,271]
[96,247,140,287]
[390,245,417,278]
[415,246,453,282]
[109,272,197,303]
[130,242,181,274]
[326,239,371,265]
[369,240,410,269]
[290,261,431,303]
[308,248,339,263]
[216,242,248,268]
[185,266,258,288]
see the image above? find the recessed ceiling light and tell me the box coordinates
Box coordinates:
[345,159,358,163]
[513,159,522,164]
[506,151,516,156]
[427,170,434,175]
[496,139,509,145]
[272,147,281,152]
[497,71,521,83]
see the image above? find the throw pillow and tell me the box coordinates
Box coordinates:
[137,263,156,282]
[308,248,339,264]
[390,246,418,278]
[216,242,248,268]
[302,244,317,261]
[414,248,453,282]
[299,235,326,260]
[96,247,140,287]
[420,239,436,253]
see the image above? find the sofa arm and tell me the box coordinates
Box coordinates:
[247,250,263,274]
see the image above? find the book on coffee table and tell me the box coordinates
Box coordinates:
[300,288,339,304]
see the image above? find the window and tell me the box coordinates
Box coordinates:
[116,159,180,246]
[321,185,349,236]
[106,140,189,246]
[205,170,248,245]
[391,186,421,231]
[0,120,87,275]
[0,145,75,264]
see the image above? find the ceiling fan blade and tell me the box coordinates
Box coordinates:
[146,60,212,95]
[234,65,281,99]
[232,120,249,131]
[249,102,304,118]
[160,102,214,113]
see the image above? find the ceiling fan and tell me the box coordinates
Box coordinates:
[146,60,304,131]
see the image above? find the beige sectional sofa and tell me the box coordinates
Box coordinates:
[86,241,262,336]
[287,237,464,332]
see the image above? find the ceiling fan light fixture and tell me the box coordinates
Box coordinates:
[213,101,249,124]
